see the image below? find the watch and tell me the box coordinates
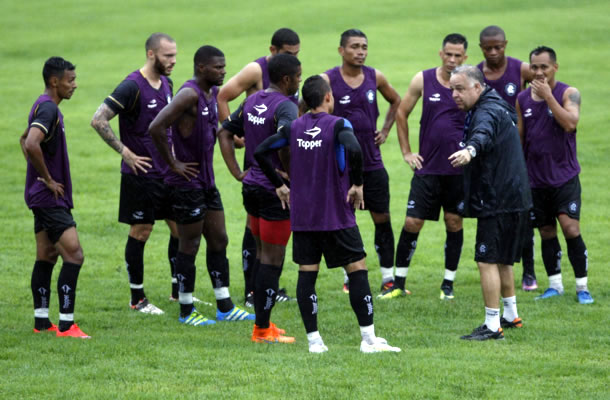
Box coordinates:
[466,145,476,158]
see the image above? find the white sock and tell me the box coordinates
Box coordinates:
[307,331,323,344]
[213,287,230,300]
[484,307,500,332]
[360,324,376,344]
[35,308,49,318]
[502,296,518,321]
[380,267,394,283]
[179,292,193,305]
[444,269,457,281]
[548,274,564,292]
[575,277,588,292]
[343,269,349,284]
[395,267,409,278]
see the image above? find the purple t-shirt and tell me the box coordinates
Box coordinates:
[326,66,382,171]
[477,56,523,107]
[417,68,465,175]
[165,80,218,189]
[518,81,580,188]
[106,70,173,179]
[25,94,73,209]
[254,56,299,105]
[289,112,356,231]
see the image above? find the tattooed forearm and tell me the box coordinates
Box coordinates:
[91,103,123,154]
[568,90,581,106]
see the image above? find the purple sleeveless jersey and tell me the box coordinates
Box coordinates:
[325,66,381,171]
[254,56,299,105]
[477,56,523,107]
[242,91,291,191]
[25,94,73,209]
[289,112,356,231]
[417,68,465,175]
[518,81,580,188]
[119,70,173,179]
[165,80,218,189]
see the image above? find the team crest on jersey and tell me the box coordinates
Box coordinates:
[429,93,441,102]
[147,99,158,109]
[366,90,375,103]
[339,95,351,105]
[524,108,532,118]
[505,83,517,96]
[202,107,209,116]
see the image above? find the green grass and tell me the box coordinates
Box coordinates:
[1,1,609,399]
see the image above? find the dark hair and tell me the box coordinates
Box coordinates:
[451,64,485,86]
[42,57,75,88]
[271,28,300,48]
[530,46,557,63]
[443,33,468,50]
[302,75,331,109]
[194,45,224,67]
[340,29,367,47]
[145,32,175,52]
[479,25,506,42]
[268,53,301,85]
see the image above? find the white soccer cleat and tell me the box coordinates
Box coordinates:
[360,337,401,353]
[130,299,164,315]
[309,340,329,353]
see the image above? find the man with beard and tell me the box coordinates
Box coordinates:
[91,33,178,315]
[149,45,254,325]
[477,25,537,291]
[21,57,89,338]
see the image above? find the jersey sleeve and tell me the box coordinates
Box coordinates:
[104,79,140,115]
[221,101,246,137]
[275,100,298,129]
[334,118,363,186]
[30,101,58,136]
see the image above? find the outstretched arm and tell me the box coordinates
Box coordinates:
[375,69,401,146]
[396,71,424,170]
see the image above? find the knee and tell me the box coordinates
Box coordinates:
[130,224,153,242]
[207,232,228,252]
[372,212,390,224]
[538,225,557,240]
[69,246,85,265]
[404,217,423,232]
[444,213,462,231]
[560,221,580,239]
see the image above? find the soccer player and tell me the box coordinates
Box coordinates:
[254,75,401,353]
[217,54,301,343]
[20,57,89,338]
[388,33,468,300]
[477,25,537,291]
[449,65,530,340]
[516,46,593,304]
[90,33,178,314]
[319,29,401,294]
[149,45,254,325]
[217,28,300,305]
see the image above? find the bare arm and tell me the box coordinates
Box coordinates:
[530,80,580,132]
[24,127,64,199]
[217,62,262,122]
[148,88,199,180]
[217,126,247,182]
[516,98,525,146]
[19,126,29,161]
[396,71,424,170]
[520,62,533,90]
[375,69,401,145]
[90,103,152,174]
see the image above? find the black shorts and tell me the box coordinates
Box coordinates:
[362,168,390,214]
[33,207,77,244]
[293,226,367,268]
[170,186,224,225]
[475,211,529,265]
[531,175,581,227]
[406,174,464,220]
[119,173,173,225]
[242,183,289,221]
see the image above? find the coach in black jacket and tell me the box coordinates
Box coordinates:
[449,65,532,341]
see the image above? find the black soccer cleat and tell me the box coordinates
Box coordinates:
[500,317,523,329]
[460,324,504,341]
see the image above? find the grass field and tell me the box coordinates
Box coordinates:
[1,0,609,399]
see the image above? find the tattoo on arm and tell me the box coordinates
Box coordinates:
[92,103,123,154]
[568,91,581,106]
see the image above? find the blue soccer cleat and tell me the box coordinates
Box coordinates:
[577,290,594,304]
[216,306,255,321]
[535,288,563,300]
